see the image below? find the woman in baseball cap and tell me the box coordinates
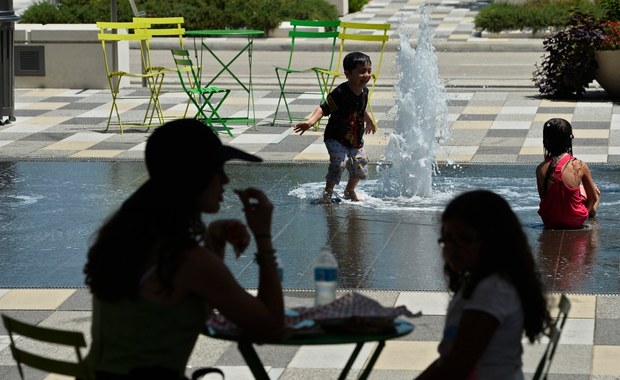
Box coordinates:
[83,119,283,379]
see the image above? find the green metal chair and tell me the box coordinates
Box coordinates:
[2,314,93,379]
[272,19,340,125]
[171,49,233,136]
[532,294,571,380]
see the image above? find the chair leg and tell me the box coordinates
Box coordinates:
[182,96,192,119]
[104,98,116,133]
[202,90,233,137]
[367,80,378,128]
[190,91,233,137]
[272,70,293,125]
[143,73,165,129]
[316,71,338,130]
[315,70,328,104]
[190,94,210,123]
[110,76,125,134]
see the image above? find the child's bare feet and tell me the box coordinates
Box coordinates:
[319,191,333,205]
[343,189,363,202]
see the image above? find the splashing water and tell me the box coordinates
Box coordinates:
[379,4,451,198]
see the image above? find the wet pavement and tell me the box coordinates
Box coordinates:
[2,161,618,294]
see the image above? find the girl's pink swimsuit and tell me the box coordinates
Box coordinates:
[538,154,589,229]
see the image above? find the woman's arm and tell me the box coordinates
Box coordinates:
[180,188,284,339]
[416,310,499,380]
[179,248,283,338]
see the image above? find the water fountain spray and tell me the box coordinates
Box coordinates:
[379,4,451,198]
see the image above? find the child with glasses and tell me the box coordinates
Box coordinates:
[536,118,600,229]
[418,190,550,380]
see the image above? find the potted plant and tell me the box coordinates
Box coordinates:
[595,19,620,97]
[533,12,605,98]
[534,0,620,99]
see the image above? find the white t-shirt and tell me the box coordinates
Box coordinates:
[437,273,525,380]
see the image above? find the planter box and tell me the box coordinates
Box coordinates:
[595,50,620,98]
[14,24,128,89]
[328,0,348,16]
[480,28,552,39]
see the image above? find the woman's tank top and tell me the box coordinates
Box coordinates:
[87,293,207,377]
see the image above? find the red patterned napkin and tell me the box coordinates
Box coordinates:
[208,292,420,332]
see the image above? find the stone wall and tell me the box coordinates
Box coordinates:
[14,24,128,89]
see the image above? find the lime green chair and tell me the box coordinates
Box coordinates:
[97,21,165,133]
[532,294,571,380]
[171,48,233,136]
[272,19,341,126]
[133,17,188,78]
[133,16,186,48]
[314,21,391,127]
[2,314,93,379]
[134,17,195,119]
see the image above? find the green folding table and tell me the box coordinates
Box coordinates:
[185,29,263,128]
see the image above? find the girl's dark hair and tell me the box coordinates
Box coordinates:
[84,181,205,302]
[441,190,550,342]
[543,118,573,158]
[343,51,371,72]
[541,118,575,194]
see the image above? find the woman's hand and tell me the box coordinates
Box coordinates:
[234,188,273,239]
[204,219,250,258]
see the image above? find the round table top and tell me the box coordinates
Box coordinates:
[205,318,414,346]
[185,29,264,37]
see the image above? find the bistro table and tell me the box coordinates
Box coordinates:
[184,29,263,128]
[204,318,414,380]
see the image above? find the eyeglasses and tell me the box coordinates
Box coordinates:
[437,235,479,249]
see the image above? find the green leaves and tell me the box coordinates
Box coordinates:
[533,12,605,98]
[19,0,339,34]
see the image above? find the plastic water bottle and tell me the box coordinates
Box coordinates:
[313,245,338,306]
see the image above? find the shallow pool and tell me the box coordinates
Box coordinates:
[0,161,618,294]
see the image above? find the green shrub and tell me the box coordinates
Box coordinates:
[533,12,604,98]
[349,0,369,13]
[475,3,523,33]
[19,0,339,33]
[475,0,606,33]
[277,0,338,22]
[601,0,620,20]
[18,1,64,24]
[20,0,135,23]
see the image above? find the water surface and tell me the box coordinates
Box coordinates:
[0,162,618,293]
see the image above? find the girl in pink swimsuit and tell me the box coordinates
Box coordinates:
[535,118,600,229]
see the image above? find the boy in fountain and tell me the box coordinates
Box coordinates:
[294,51,377,204]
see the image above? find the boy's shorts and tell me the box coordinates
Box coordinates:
[325,139,368,184]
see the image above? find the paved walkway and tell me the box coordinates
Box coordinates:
[1,0,619,379]
[4,84,620,164]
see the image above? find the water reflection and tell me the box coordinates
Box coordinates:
[325,205,370,288]
[536,222,599,291]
